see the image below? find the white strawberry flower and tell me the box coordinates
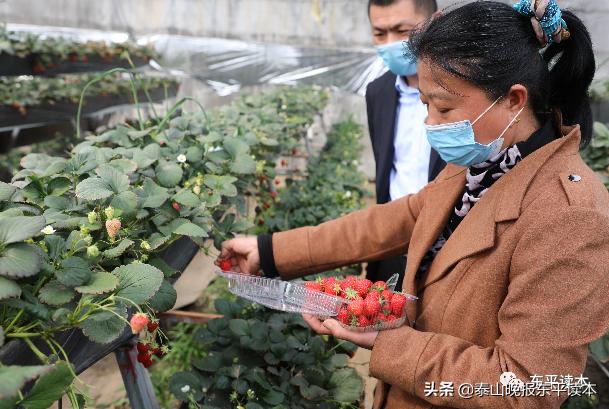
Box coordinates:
[177,154,187,163]
[180,385,191,393]
[41,225,55,235]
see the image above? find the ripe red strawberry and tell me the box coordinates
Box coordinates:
[172,202,181,212]
[352,279,372,297]
[373,281,387,292]
[380,290,393,303]
[364,294,382,317]
[262,202,270,210]
[136,342,149,354]
[274,179,280,186]
[33,62,45,74]
[305,281,322,292]
[271,191,277,199]
[341,276,357,291]
[374,313,388,322]
[336,307,350,325]
[152,347,160,355]
[347,297,364,316]
[143,358,154,368]
[292,148,299,155]
[218,259,232,271]
[323,278,341,296]
[258,219,265,226]
[281,160,288,167]
[390,293,407,317]
[137,352,150,363]
[386,314,398,322]
[342,287,359,300]
[147,321,159,332]
[357,315,370,328]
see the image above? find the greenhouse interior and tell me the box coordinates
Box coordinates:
[1,0,609,408]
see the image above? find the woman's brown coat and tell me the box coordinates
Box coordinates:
[270,125,609,408]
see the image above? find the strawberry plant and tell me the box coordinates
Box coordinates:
[169,298,362,409]
[0,83,331,407]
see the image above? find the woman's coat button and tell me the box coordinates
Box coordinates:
[568,174,581,182]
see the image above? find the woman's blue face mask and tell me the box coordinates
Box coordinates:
[376,40,417,77]
[425,97,525,167]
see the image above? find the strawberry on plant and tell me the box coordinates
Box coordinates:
[105,218,121,238]
[137,352,150,363]
[390,294,407,317]
[136,342,149,354]
[130,312,149,334]
[347,297,364,316]
[143,358,154,368]
[270,191,277,199]
[258,219,265,226]
[147,321,159,332]
[172,202,181,212]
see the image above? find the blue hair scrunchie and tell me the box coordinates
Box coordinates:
[513,0,570,45]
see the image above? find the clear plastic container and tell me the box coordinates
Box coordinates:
[215,270,346,316]
[215,270,417,332]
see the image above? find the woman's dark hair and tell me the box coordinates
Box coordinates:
[409,1,596,146]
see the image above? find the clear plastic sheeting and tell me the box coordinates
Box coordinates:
[146,35,385,96]
[4,24,386,96]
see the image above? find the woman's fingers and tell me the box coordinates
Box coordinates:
[321,319,379,349]
[302,314,333,335]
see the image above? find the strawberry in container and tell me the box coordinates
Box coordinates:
[305,275,417,332]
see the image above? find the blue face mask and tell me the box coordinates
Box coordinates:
[376,40,417,77]
[425,97,525,167]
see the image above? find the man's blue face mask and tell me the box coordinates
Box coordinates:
[376,40,417,77]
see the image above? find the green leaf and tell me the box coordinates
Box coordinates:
[75,177,113,201]
[230,155,257,174]
[0,365,51,401]
[147,233,171,251]
[103,239,134,259]
[229,319,249,336]
[147,280,177,312]
[133,144,161,168]
[46,177,71,196]
[0,276,21,300]
[328,368,363,403]
[0,216,45,244]
[20,362,74,409]
[79,308,127,344]
[172,191,200,207]
[223,138,250,157]
[263,389,285,406]
[169,372,203,401]
[111,191,138,217]
[0,327,4,347]
[75,271,119,295]
[148,257,178,278]
[156,161,183,188]
[113,263,164,304]
[57,257,91,287]
[38,280,75,306]
[0,243,43,278]
[97,164,130,193]
[43,195,71,210]
[173,221,208,237]
[109,158,138,174]
[140,178,170,208]
[193,354,222,372]
[0,182,16,201]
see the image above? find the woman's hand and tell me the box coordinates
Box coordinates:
[302,314,379,349]
[217,236,260,274]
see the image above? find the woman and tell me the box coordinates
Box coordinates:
[219,1,609,408]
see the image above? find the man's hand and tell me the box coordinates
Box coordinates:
[302,314,379,349]
[216,236,261,274]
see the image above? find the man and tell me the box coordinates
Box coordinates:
[365,0,445,289]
